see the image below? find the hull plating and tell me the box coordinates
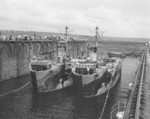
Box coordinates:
[30,64,65,93]
[72,66,122,98]
[84,68,122,99]
[72,68,108,96]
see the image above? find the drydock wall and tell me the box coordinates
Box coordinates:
[0,40,87,81]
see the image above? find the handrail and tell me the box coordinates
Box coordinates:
[134,48,146,119]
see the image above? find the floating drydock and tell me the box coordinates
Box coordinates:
[0,40,87,96]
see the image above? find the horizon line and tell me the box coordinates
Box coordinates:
[0,29,150,40]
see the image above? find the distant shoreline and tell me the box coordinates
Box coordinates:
[0,29,149,42]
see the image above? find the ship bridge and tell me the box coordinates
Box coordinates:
[75,63,96,69]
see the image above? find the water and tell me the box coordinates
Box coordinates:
[0,58,138,119]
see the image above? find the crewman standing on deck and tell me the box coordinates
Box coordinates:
[9,31,15,41]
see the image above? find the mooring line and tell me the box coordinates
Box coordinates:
[99,77,112,119]
[0,82,30,97]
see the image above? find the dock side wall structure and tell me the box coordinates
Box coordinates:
[0,40,87,81]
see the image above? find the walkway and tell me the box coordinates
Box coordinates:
[144,48,150,119]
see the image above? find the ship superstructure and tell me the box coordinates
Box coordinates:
[71,27,122,97]
[29,27,73,93]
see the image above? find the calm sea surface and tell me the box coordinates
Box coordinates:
[0,58,138,119]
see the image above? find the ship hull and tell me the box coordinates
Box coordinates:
[30,64,65,93]
[82,70,121,116]
[72,68,109,96]
[0,73,30,96]
[123,52,134,56]
[84,67,122,100]
[72,64,121,98]
[107,52,126,58]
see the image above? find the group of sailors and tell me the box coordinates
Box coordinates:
[56,75,73,89]
[97,82,108,95]
[0,33,34,41]
[0,31,75,42]
[105,57,120,72]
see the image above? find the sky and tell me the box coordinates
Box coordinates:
[0,0,150,38]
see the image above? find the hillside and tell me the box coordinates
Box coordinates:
[0,30,149,42]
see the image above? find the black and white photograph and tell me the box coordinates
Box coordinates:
[0,0,150,119]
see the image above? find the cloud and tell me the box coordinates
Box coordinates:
[0,0,150,38]
[85,6,133,36]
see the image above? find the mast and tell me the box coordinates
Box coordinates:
[9,31,14,41]
[34,31,36,40]
[57,26,69,62]
[87,27,99,61]
[95,26,99,47]
[65,26,69,54]
[65,26,68,40]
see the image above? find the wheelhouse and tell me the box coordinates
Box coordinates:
[75,63,96,75]
[30,60,51,71]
